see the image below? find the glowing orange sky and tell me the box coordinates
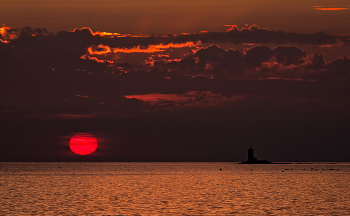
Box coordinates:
[1,0,350,34]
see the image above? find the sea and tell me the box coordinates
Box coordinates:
[1,162,349,215]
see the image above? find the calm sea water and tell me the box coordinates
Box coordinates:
[1,162,350,215]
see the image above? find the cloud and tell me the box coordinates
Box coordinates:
[225,25,239,32]
[305,53,326,71]
[1,25,350,118]
[0,42,14,66]
[80,55,114,64]
[314,6,348,11]
[87,44,112,55]
[124,91,246,108]
[272,46,306,66]
[165,45,245,78]
[165,45,305,78]
[322,56,350,80]
[0,25,17,41]
[244,46,274,68]
[87,42,199,54]
[6,24,347,52]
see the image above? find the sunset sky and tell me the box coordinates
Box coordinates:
[2,0,350,35]
[1,0,350,162]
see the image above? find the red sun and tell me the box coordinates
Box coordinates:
[69,133,97,155]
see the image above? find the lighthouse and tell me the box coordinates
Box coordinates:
[247,147,257,163]
[241,147,271,164]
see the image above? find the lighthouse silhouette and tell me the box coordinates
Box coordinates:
[247,147,258,163]
[241,147,271,164]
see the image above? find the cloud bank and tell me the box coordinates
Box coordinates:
[1,25,350,162]
[1,25,350,116]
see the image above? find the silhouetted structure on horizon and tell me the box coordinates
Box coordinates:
[241,147,271,164]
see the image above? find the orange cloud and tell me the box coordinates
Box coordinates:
[260,77,304,81]
[314,6,348,10]
[88,42,200,54]
[87,44,112,55]
[225,25,239,32]
[0,25,8,36]
[124,91,246,108]
[225,24,266,32]
[93,31,121,37]
[80,54,114,64]
[0,25,16,41]
[72,27,151,38]
[124,93,186,105]
[73,27,123,38]
[120,35,149,38]
[73,27,94,34]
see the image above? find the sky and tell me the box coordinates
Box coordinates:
[1,0,350,162]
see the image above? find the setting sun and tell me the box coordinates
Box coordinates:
[69,133,97,155]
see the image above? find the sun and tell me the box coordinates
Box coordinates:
[69,133,97,155]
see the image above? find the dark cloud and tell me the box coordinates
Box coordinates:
[307,53,325,71]
[324,56,350,78]
[166,45,245,78]
[5,25,349,50]
[162,45,325,79]
[244,46,274,68]
[0,42,14,67]
[272,46,306,65]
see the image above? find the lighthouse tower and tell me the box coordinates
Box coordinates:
[247,147,257,162]
[241,147,271,164]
